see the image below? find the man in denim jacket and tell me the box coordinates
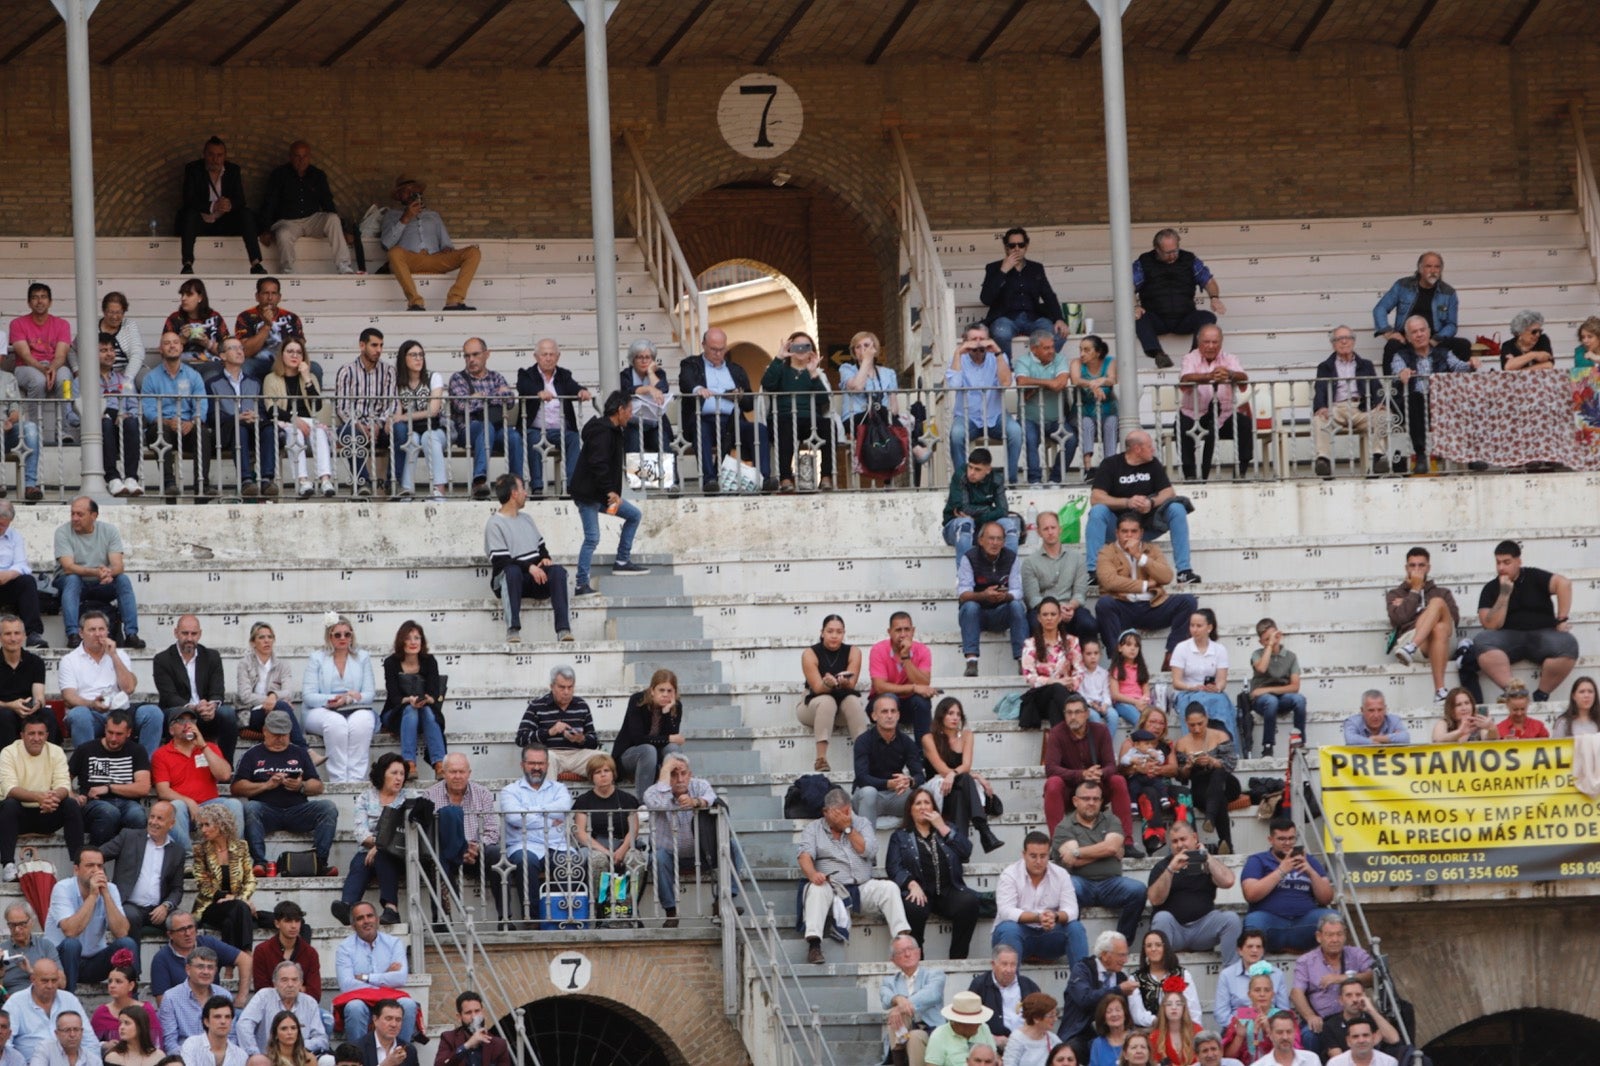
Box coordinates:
[1372,251,1473,365]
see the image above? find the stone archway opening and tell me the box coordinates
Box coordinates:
[502,994,685,1066]
[699,258,814,382]
[1425,1008,1600,1066]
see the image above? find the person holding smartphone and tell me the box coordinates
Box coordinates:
[1239,818,1336,954]
[231,710,338,879]
[796,614,866,772]
[760,331,833,491]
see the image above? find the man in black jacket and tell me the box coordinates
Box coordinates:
[980,227,1070,355]
[515,339,590,495]
[151,615,239,762]
[1133,228,1227,370]
[257,140,358,275]
[569,393,650,596]
[1311,327,1390,478]
[967,945,1040,1054]
[677,327,771,491]
[357,999,418,1066]
[176,137,264,275]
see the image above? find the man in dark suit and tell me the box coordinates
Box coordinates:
[99,799,185,934]
[980,227,1069,356]
[677,327,771,491]
[152,614,239,762]
[515,338,590,496]
[432,992,511,1066]
[177,136,265,275]
[967,944,1040,1053]
[1057,930,1138,1058]
[360,1000,419,1066]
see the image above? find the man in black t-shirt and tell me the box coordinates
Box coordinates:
[0,614,56,749]
[1146,820,1243,968]
[1317,978,1406,1063]
[231,709,339,873]
[68,709,152,845]
[1083,430,1201,586]
[1474,539,1578,702]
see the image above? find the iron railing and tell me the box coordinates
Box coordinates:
[622,131,707,349]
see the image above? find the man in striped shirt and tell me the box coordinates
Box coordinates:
[334,328,395,496]
[513,667,597,779]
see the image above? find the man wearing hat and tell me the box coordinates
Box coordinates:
[921,991,997,1066]
[231,710,339,877]
[151,707,241,851]
[378,177,481,312]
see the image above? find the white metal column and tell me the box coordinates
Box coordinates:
[1087,0,1139,425]
[571,0,622,396]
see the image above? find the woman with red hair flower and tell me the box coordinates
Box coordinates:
[1149,976,1201,1065]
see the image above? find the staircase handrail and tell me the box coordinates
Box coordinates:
[1571,102,1600,302]
[621,130,707,350]
[889,128,958,383]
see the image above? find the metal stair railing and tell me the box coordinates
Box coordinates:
[621,130,707,349]
[889,128,958,387]
[1571,102,1600,305]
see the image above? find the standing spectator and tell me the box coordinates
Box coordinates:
[1020,598,1085,730]
[1387,547,1465,704]
[99,802,183,935]
[945,326,1021,483]
[852,695,925,828]
[483,474,574,643]
[1013,329,1078,484]
[1071,335,1118,478]
[760,332,834,492]
[0,613,53,749]
[68,710,150,846]
[333,330,395,496]
[1133,229,1226,370]
[1241,819,1336,954]
[967,946,1038,1055]
[877,934,946,1066]
[1174,706,1241,854]
[237,623,305,746]
[301,615,377,785]
[59,611,161,757]
[1,904,59,996]
[388,341,447,502]
[1042,695,1133,845]
[233,709,339,879]
[257,141,355,276]
[1372,252,1471,365]
[44,849,137,992]
[1079,640,1120,732]
[152,709,240,852]
[4,962,84,1065]
[569,392,650,596]
[979,228,1069,355]
[380,622,445,780]
[1289,916,1372,1053]
[1022,511,1098,646]
[262,339,335,499]
[54,499,146,652]
[796,788,911,966]
[1495,682,1548,739]
[7,283,75,443]
[921,696,1003,853]
[153,617,240,763]
[189,807,259,954]
[958,522,1027,676]
[161,282,228,384]
[333,754,410,929]
[514,667,598,780]
[796,614,866,773]
[886,791,980,960]
[1340,692,1410,746]
[1214,930,1289,1030]
[1084,432,1201,587]
[1388,315,1479,475]
[992,832,1083,966]
[943,448,1017,561]
[87,337,143,498]
[207,339,275,498]
[0,719,84,879]
[1050,779,1148,951]
[610,670,683,791]
[1170,608,1237,743]
[1148,820,1242,969]
[496,745,573,925]
[334,907,418,1044]
[1245,620,1305,759]
[234,277,310,385]
[1475,539,1579,702]
[448,339,521,501]
[252,903,320,1003]
[676,328,768,492]
[1311,328,1388,479]
[870,613,938,740]
[1177,325,1251,482]
[431,993,509,1066]
[140,332,214,499]
[176,138,263,274]
[379,177,480,312]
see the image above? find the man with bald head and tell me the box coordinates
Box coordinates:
[1083,430,1201,587]
[678,328,770,493]
[1176,324,1251,482]
[515,338,589,497]
[450,338,521,500]
[257,140,356,276]
[153,616,239,762]
[2,960,84,1064]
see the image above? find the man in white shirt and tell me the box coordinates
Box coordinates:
[1325,1017,1399,1066]
[26,1009,98,1066]
[100,801,184,934]
[991,832,1083,965]
[58,611,163,758]
[1248,1012,1320,1066]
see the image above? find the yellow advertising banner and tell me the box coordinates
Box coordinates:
[1318,740,1600,887]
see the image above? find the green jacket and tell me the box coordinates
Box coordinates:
[942,469,1008,526]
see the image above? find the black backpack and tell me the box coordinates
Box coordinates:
[857,406,907,475]
[783,773,832,819]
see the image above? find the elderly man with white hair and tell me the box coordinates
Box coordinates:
[514,666,598,780]
[880,933,945,1066]
[237,962,332,1066]
[1056,930,1137,1057]
[797,787,910,966]
[642,754,742,926]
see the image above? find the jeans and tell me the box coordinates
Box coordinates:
[1083,502,1192,573]
[243,798,339,866]
[83,795,147,845]
[1250,692,1307,750]
[1133,308,1215,356]
[524,425,579,492]
[989,314,1063,354]
[989,920,1084,966]
[65,704,164,759]
[942,515,1020,561]
[2,422,40,487]
[575,498,641,587]
[434,805,501,895]
[958,598,1027,659]
[1242,907,1339,954]
[211,412,276,483]
[57,935,139,990]
[391,422,449,492]
[897,694,932,740]
[59,573,141,640]
[1071,875,1149,946]
[343,999,418,1044]
[1023,418,1079,483]
[390,702,448,764]
[652,837,744,911]
[463,419,524,482]
[169,797,244,851]
[498,562,571,634]
[619,742,679,790]
[337,421,389,484]
[246,703,307,747]
[1099,703,1143,731]
[947,418,1023,482]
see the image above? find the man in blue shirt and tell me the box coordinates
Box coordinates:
[207,338,275,497]
[944,326,1022,483]
[2,961,84,1064]
[141,331,213,499]
[335,903,418,1043]
[155,947,234,1054]
[496,744,574,924]
[379,177,480,313]
[1240,818,1336,953]
[42,849,137,992]
[1340,691,1411,746]
[149,912,249,999]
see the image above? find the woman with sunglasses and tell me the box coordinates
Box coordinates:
[1499,310,1556,371]
[760,331,834,491]
[303,614,376,783]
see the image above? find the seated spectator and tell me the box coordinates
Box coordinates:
[54,500,146,652]
[252,902,320,1004]
[515,667,598,781]
[496,745,572,925]
[1150,982,1203,1063]
[433,992,510,1066]
[1341,692,1410,746]
[1388,315,1479,475]
[7,282,75,445]
[921,992,997,1066]
[450,340,522,501]
[517,339,589,496]
[1148,821,1241,969]
[1499,310,1556,372]
[1014,328,1078,484]
[60,611,162,761]
[643,754,741,926]
[836,331,903,444]
[887,790,980,960]
[958,522,1027,675]
[152,708,241,851]
[207,339,276,498]
[154,617,240,764]
[2,903,60,997]
[189,807,260,955]
[1002,992,1063,1065]
[1051,779,1147,950]
[762,332,834,492]
[177,139,263,275]
[380,176,480,313]
[421,755,500,903]
[967,946,1039,1054]
[1290,916,1372,1052]
[237,623,305,746]
[0,719,84,880]
[1133,228,1226,370]
[29,1008,95,1066]
[179,996,245,1066]
[98,997,163,1066]
[161,281,227,378]
[70,707,151,847]
[1071,335,1119,477]
[992,831,1084,966]
[145,323,217,493]
[878,933,946,1065]
[235,704,340,882]
[1253,1013,1319,1066]
[797,787,910,965]
[302,615,376,786]
[333,330,396,496]
[620,338,676,458]
[1088,992,1133,1066]
[387,340,448,501]
[335,907,418,1044]
[1222,969,1294,1063]
[1311,327,1389,479]
[1173,705,1241,855]
[676,328,770,493]
[4,962,85,1065]
[258,141,355,276]
[852,695,925,828]
[237,962,331,1066]
[796,615,866,773]
[99,801,183,934]
[333,754,410,929]
[484,473,571,644]
[1245,620,1305,760]
[611,669,683,790]
[1043,695,1133,845]
[1085,432,1200,587]
[1387,547,1464,704]
[0,614,55,750]
[1094,515,1200,659]
[1170,608,1237,743]
[921,696,1002,853]
[157,950,234,1055]
[89,334,145,497]
[149,915,248,1002]
[1554,676,1600,738]
[945,326,1022,483]
[1023,511,1098,645]
[1475,539,1578,702]
[262,339,336,498]
[1324,1017,1398,1066]
[1079,640,1121,733]
[353,1000,415,1066]
[1317,980,1404,1065]
[942,449,1017,563]
[1214,930,1288,1030]
[1372,253,1470,365]
[1055,932,1135,1057]
[1241,818,1336,953]
[0,371,41,502]
[1020,598,1085,730]
[0,525,43,660]
[870,613,937,740]
[1120,729,1180,854]
[380,622,445,779]
[234,277,311,385]
[1108,631,1159,728]
[980,228,1069,355]
[1177,325,1252,482]
[1495,681,1548,739]
[571,754,641,894]
[1433,687,1494,744]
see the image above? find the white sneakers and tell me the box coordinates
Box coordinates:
[107,478,143,497]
